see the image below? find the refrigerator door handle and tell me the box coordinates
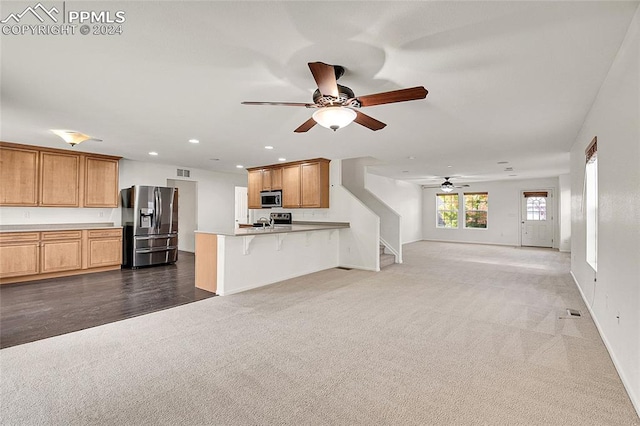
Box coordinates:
[135,246,178,254]
[156,188,163,232]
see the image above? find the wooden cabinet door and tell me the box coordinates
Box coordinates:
[261,169,272,191]
[88,238,122,268]
[282,165,301,208]
[270,167,283,190]
[0,232,40,279]
[40,239,82,273]
[40,152,80,207]
[85,157,119,207]
[301,162,321,207]
[0,146,39,206]
[247,169,262,209]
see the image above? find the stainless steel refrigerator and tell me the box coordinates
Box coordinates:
[121,185,178,268]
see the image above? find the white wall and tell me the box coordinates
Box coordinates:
[120,160,246,232]
[366,173,423,244]
[570,5,640,414]
[558,174,572,252]
[216,229,340,296]
[422,177,560,247]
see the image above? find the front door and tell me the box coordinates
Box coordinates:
[521,190,553,247]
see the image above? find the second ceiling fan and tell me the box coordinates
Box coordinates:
[242,62,428,133]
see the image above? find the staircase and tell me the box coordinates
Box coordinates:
[380,244,395,269]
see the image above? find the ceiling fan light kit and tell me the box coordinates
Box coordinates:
[312,106,357,131]
[51,129,102,147]
[242,61,428,133]
[440,179,455,192]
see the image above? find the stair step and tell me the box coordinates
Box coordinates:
[380,253,395,269]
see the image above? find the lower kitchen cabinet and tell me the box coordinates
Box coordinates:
[0,228,123,284]
[0,233,40,278]
[87,229,122,268]
[41,240,83,273]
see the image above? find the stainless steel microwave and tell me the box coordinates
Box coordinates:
[260,190,282,208]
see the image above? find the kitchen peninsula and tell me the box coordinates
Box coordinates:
[194,221,349,295]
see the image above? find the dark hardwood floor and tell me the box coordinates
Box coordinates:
[0,252,214,349]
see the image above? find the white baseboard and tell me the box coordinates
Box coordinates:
[420,238,517,247]
[570,271,640,418]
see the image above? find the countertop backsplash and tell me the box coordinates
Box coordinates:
[0,207,120,226]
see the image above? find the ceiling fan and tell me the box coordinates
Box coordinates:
[422,177,470,192]
[242,62,428,133]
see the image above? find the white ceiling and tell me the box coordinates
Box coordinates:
[1,1,637,185]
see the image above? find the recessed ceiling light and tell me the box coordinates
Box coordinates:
[447,165,453,168]
[236,165,244,169]
[278,158,286,162]
[408,156,415,160]
[497,161,509,164]
[149,151,158,156]
[264,146,274,150]
[189,139,199,144]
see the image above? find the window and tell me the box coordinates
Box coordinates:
[464,192,488,229]
[524,191,548,221]
[436,193,459,228]
[585,137,598,271]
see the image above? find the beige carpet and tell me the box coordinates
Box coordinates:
[1,241,638,425]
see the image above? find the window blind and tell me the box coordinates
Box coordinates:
[523,191,548,198]
[585,136,597,163]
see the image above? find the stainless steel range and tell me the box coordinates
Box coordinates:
[270,212,292,225]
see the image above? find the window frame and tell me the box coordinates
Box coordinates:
[435,193,459,229]
[585,136,598,271]
[463,192,489,230]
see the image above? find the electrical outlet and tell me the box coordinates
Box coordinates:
[99,212,104,218]
[23,211,30,219]
[617,311,620,324]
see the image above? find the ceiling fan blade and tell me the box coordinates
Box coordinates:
[356,86,428,107]
[294,117,317,133]
[242,101,315,108]
[308,62,339,98]
[354,110,386,131]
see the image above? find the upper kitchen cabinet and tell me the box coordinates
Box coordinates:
[247,169,262,209]
[270,167,283,190]
[282,164,301,208]
[248,158,330,209]
[0,145,39,206]
[84,156,119,207]
[39,152,81,207]
[0,142,121,208]
[300,161,329,208]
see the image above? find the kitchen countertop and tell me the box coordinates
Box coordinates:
[196,221,350,237]
[0,223,121,232]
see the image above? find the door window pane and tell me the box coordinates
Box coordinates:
[526,197,547,221]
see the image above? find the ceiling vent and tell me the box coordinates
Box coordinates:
[177,168,191,178]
